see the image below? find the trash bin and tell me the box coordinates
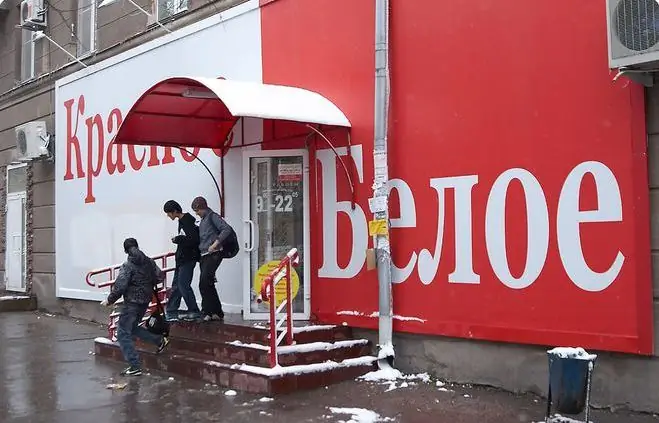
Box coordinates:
[546,347,597,418]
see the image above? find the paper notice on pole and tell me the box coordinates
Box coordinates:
[368,197,387,213]
[374,153,387,169]
[368,219,389,236]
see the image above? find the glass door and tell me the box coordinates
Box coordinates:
[242,150,310,320]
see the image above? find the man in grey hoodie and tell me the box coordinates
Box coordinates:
[101,238,170,375]
[191,196,239,322]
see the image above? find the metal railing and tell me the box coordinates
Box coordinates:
[256,248,300,367]
[86,252,176,341]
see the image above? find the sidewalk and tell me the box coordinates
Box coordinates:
[0,311,656,423]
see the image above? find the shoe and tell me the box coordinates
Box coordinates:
[181,312,201,322]
[157,337,170,354]
[165,314,179,323]
[211,313,224,321]
[202,315,212,322]
[120,366,143,376]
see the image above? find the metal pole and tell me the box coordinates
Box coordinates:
[124,0,172,33]
[374,0,394,368]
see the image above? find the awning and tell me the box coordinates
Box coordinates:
[113,77,351,149]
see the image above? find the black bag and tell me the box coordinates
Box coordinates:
[220,226,240,259]
[145,290,170,337]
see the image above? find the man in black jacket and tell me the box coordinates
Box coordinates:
[163,200,201,322]
[191,196,239,322]
[101,238,169,376]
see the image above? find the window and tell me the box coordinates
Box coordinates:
[157,0,187,21]
[20,29,35,81]
[77,0,96,56]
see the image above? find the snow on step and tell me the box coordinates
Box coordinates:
[228,339,368,354]
[192,355,377,377]
[95,337,117,346]
[291,324,337,333]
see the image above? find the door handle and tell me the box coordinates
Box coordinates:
[244,220,255,252]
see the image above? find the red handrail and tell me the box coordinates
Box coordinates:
[257,248,300,367]
[86,252,176,287]
[87,251,176,341]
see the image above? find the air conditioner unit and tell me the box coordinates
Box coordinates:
[14,121,50,162]
[20,0,47,30]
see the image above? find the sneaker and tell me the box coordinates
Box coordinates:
[181,312,201,322]
[165,314,179,323]
[157,337,170,354]
[202,315,213,322]
[211,313,224,321]
[120,366,143,376]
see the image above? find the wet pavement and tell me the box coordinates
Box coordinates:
[1,311,658,423]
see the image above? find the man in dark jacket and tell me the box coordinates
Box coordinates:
[191,196,239,322]
[101,238,169,376]
[163,200,201,322]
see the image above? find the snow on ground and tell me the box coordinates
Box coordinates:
[358,368,438,392]
[329,407,394,423]
[536,414,593,423]
[224,390,237,396]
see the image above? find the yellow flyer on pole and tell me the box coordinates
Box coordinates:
[368,219,388,237]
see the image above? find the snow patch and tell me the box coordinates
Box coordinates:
[224,390,237,396]
[94,337,116,345]
[537,415,593,423]
[292,324,336,333]
[201,356,377,377]
[337,310,362,316]
[358,368,432,392]
[329,407,394,423]
[228,339,369,354]
[336,310,426,323]
[259,397,274,402]
[547,347,597,361]
[0,295,30,301]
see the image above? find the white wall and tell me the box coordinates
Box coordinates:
[54,0,262,312]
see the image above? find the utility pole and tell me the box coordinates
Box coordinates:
[373,0,394,369]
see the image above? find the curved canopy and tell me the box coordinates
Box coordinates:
[113,77,352,149]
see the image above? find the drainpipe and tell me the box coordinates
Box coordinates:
[373,0,394,369]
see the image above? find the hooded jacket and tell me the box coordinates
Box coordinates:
[107,247,165,305]
[171,212,201,264]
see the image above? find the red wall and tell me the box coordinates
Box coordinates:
[260,0,653,354]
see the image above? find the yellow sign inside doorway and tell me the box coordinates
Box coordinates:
[253,260,301,307]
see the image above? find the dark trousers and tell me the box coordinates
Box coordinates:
[166,261,200,315]
[117,302,162,368]
[199,252,223,316]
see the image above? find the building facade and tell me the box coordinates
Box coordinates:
[1,0,659,413]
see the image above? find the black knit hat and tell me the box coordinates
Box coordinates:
[123,238,139,254]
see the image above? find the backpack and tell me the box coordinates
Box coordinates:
[220,225,239,259]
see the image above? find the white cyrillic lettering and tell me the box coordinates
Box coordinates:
[388,179,417,284]
[485,169,549,289]
[317,146,367,278]
[418,176,480,285]
[557,161,624,292]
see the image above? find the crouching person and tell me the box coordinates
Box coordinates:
[101,238,170,376]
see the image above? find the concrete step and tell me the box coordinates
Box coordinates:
[169,320,353,345]
[0,293,37,312]
[138,336,373,367]
[94,338,376,395]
